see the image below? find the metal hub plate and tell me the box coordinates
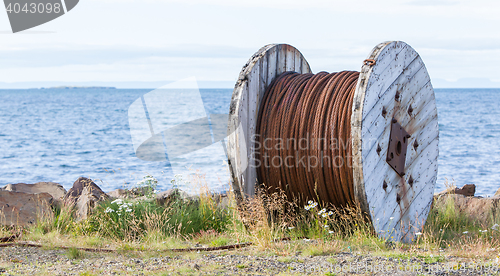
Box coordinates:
[386,119,409,177]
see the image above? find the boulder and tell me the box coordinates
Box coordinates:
[155,189,189,206]
[435,184,476,197]
[433,193,500,224]
[0,190,53,226]
[2,182,67,201]
[212,192,230,210]
[107,188,132,199]
[63,177,110,220]
[107,186,152,199]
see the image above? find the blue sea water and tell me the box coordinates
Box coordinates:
[0,88,499,195]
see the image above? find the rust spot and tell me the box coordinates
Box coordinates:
[395,91,400,102]
[408,105,413,116]
[382,107,387,118]
[376,144,382,155]
[383,180,388,191]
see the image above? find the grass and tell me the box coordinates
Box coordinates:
[66,247,84,259]
[3,175,500,271]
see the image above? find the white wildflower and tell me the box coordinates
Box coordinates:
[415,232,423,236]
[322,213,328,218]
[318,209,326,215]
[324,225,329,228]
[104,207,114,213]
[463,231,469,234]
[288,226,295,230]
[111,199,123,205]
[329,231,334,234]
[126,208,132,212]
[492,224,499,230]
[308,200,314,205]
[328,211,334,216]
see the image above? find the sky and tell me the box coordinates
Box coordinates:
[0,0,499,88]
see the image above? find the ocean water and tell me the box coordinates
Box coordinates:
[0,88,499,195]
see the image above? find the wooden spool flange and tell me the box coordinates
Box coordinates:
[227,41,439,242]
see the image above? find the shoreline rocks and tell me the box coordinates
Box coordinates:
[2,182,67,204]
[0,190,53,226]
[63,177,110,221]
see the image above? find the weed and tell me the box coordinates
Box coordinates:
[66,247,84,259]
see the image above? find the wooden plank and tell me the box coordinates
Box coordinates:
[294,49,303,73]
[361,75,432,182]
[360,42,408,119]
[266,46,278,88]
[363,109,438,218]
[245,62,261,195]
[361,57,425,162]
[351,41,393,222]
[277,45,287,75]
[285,46,295,72]
[376,139,439,232]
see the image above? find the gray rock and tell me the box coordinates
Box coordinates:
[2,182,67,201]
[63,177,109,221]
[106,188,131,199]
[107,187,152,199]
[155,189,189,205]
[0,190,53,226]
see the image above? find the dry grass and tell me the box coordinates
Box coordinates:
[3,177,500,264]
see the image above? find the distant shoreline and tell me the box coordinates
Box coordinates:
[41,86,117,90]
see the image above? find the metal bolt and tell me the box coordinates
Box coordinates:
[408,175,414,187]
[396,193,401,204]
[408,105,413,116]
[395,91,400,102]
[382,107,387,118]
[376,144,382,155]
[383,180,388,190]
[392,118,397,124]
[413,140,419,150]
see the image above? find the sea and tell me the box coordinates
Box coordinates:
[0,88,499,196]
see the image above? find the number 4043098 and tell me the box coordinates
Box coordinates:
[6,2,62,14]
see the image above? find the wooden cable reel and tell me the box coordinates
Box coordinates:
[227,41,439,242]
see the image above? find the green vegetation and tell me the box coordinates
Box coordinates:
[66,247,84,259]
[3,176,500,264]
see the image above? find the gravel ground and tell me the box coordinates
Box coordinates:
[1,246,500,275]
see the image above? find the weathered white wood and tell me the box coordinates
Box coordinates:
[228,44,312,200]
[351,41,439,242]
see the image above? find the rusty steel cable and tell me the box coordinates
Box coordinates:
[256,71,360,207]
